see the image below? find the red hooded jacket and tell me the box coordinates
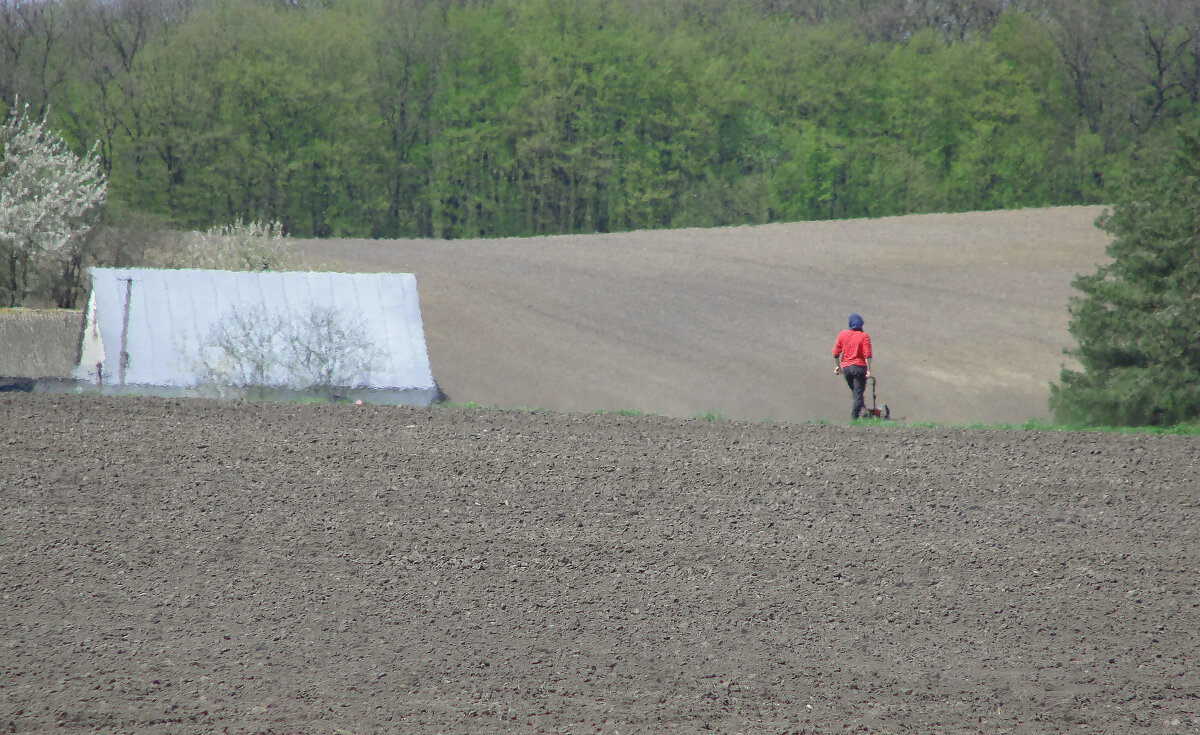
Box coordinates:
[832,329,872,368]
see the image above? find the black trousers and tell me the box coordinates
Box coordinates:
[842,364,867,420]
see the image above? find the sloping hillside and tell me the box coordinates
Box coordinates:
[294,206,1111,424]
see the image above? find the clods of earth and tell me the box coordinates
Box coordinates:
[2,395,1198,734]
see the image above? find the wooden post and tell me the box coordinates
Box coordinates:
[118,277,133,388]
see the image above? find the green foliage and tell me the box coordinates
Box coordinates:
[115,0,380,236]
[1050,121,1200,426]
[8,0,1200,241]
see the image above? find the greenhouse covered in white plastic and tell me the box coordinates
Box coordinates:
[74,267,441,404]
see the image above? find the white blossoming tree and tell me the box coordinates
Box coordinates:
[0,101,106,307]
[182,218,293,272]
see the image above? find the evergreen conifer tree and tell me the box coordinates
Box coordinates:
[1050,125,1200,426]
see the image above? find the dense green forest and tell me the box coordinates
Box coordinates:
[3,0,1200,239]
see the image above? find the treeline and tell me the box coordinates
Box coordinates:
[4,0,1200,239]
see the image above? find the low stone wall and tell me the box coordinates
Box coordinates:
[0,309,83,379]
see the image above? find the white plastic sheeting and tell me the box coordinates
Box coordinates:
[74,268,437,402]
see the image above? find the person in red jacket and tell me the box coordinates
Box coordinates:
[832,313,873,421]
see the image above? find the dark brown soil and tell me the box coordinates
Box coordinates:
[3,395,1198,734]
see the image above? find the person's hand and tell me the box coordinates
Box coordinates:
[865,369,871,378]
[833,366,841,375]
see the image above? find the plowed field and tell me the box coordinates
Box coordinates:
[4,395,1198,734]
[292,206,1112,426]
